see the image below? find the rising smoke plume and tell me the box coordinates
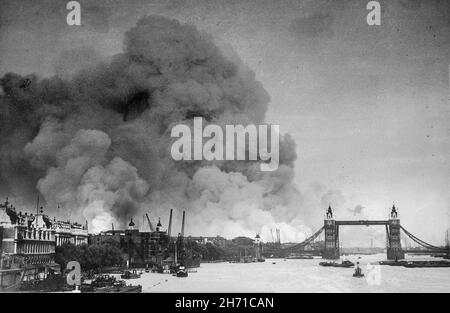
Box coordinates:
[0,15,313,240]
[348,205,365,216]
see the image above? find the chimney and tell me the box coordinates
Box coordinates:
[181,210,186,237]
[168,208,173,237]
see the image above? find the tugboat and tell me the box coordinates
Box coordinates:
[352,262,364,278]
[176,266,188,277]
[121,269,141,279]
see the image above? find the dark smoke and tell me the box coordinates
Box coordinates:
[348,205,365,216]
[0,15,308,240]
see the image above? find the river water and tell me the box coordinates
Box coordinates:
[117,254,450,293]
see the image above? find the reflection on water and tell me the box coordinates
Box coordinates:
[117,254,450,293]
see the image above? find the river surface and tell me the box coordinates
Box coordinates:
[116,254,450,293]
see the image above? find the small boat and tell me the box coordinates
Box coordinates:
[287,255,314,259]
[81,275,142,293]
[257,258,266,262]
[286,253,314,259]
[145,264,150,273]
[353,267,364,278]
[91,281,142,293]
[378,260,407,266]
[176,266,188,277]
[151,265,165,273]
[91,275,117,288]
[121,270,141,279]
[111,284,142,293]
[319,260,354,268]
[403,260,450,268]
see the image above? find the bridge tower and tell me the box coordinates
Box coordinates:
[323,206,339,259]
[386,204,405,260]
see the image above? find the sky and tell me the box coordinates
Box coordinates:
[0,0,449,245]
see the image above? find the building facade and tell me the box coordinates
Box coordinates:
[187,236,228,248]
[89,218,172,267]
[0,198,88,290]
[1,199,58,289]
[52,220,88,246]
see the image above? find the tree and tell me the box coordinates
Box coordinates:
[55,242,124,272]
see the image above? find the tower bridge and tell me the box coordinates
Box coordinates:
[283,205,449,260]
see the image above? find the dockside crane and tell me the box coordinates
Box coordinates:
[145,213,155,232]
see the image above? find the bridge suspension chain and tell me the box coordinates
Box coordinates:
[400,225,444,251]
[284,226,325,251]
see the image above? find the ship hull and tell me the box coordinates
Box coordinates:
[0,268,24,292]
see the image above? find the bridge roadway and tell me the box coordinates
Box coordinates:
[403,249,448,254]
[335,220,389,226]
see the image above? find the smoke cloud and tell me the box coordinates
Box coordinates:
[348,205,365,216]
[1,15,320,240]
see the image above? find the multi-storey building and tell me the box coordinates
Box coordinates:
[88,211,201,268]
[187,235,228,248]
[88,217,171,267]
[0,199,58,290]
[0,198,88,290]
[52,219,88,246]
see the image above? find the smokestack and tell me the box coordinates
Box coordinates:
[181,210,186,237]
[168,208,173,237]
[112,223,114,232]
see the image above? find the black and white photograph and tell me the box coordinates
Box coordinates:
[0,0,449,299]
